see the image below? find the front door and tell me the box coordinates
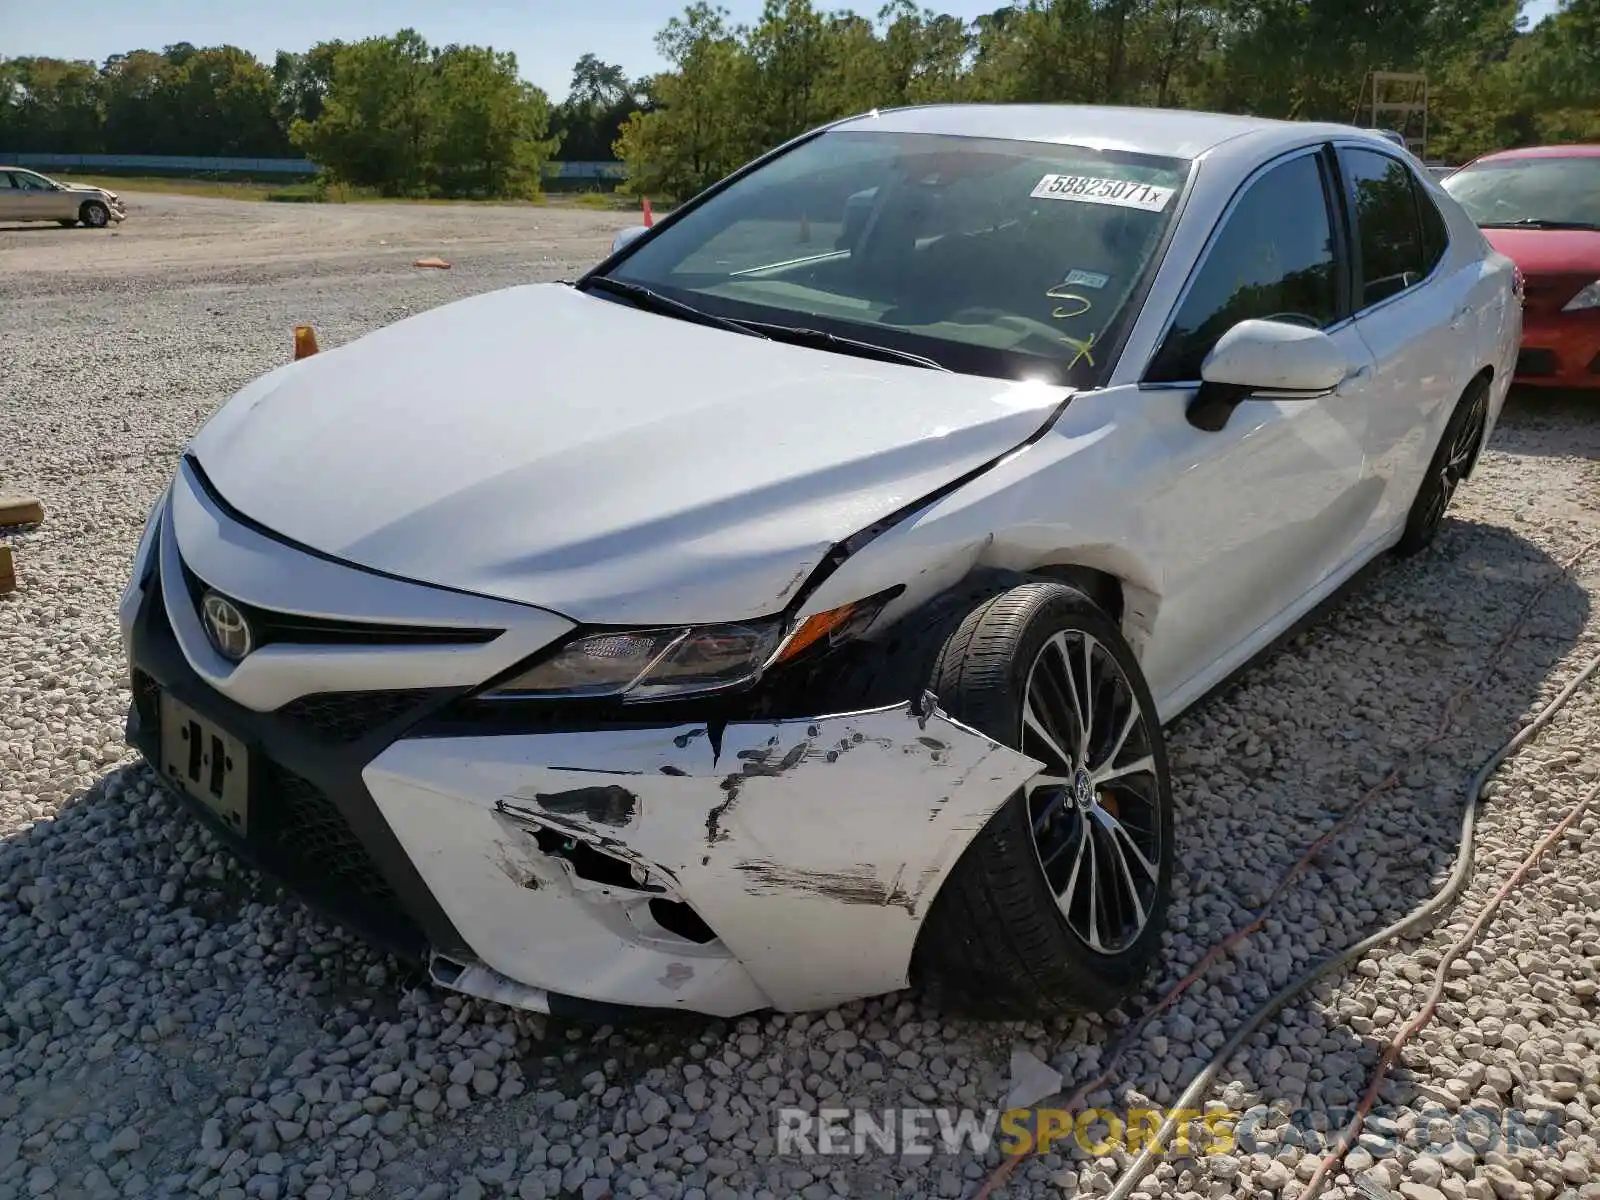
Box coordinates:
[1130,146,1376,710]
[0,172,29,222]
[12,170,67,220]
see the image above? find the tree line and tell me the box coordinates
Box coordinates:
[2,0,1595,201]
[0,33,623,197]
[618,0,1600,199]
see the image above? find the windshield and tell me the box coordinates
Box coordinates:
[598,130,1191,385]
[1442,156,1600,229]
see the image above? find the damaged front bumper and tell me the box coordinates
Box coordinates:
[121,470,1041,1018]
[367,703,1040,1016]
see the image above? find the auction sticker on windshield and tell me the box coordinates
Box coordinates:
[1030,174,1175,212]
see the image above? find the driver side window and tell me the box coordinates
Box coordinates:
[1147,151,1344,382]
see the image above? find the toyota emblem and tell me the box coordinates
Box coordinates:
[1073,767,1095,811]
[201,591,254,662]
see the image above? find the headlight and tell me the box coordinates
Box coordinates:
[484,591,900,702]
[1563,281,1600,312]
[487,621,785,701]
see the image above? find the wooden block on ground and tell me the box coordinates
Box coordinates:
[0,545,15,596]
[0,495,44,528]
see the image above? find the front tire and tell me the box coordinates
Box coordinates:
[912,582,1174,1019]
[1394,375,1490,557]
[80,201,110,229]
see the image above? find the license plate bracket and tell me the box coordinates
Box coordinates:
[159,692,249,835]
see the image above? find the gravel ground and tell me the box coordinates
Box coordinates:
[3,192,1600,1200]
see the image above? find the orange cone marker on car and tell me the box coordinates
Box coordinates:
[641,196,655,227]
[293,325,320,360]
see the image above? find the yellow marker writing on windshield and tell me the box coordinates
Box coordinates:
[1061,330,1097,369]
[1045,286,1093,321]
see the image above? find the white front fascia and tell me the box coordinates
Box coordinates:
[157,460,574,711]
[364,702,1042,1015]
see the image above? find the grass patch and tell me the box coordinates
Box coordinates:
[57,174,288,201]
[54,173,606,207]
[564,191,636,211]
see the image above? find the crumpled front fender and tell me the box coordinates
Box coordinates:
[364,700,1042,1015]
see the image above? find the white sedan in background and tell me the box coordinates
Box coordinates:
[120,105,1518,1021]
[0,166,124,227]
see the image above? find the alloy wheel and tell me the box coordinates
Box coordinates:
[1019,630,1163,955]
[1422,389,1488,533]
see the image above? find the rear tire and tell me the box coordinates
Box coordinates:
[912,582,1174,1019]
[80,201,110,229]
[1394,375,1490,557]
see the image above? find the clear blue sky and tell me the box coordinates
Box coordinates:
[0,0,1565,101]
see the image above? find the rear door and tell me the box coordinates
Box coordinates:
[1334,144,1469,540]
[1132,145,1377,706]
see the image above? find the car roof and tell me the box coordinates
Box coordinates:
[830,104,1369,160]
[1471,144,1600,163]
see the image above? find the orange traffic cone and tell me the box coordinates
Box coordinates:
[293,325,320,360]
[641,196,655,228]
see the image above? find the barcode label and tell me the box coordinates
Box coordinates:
[1030,174,1175,212]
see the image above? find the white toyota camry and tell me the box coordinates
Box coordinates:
[120,105,1520,1021]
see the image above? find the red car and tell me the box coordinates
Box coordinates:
[1442,145,1600,389]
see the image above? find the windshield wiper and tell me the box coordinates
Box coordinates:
[730,320,952,372]
[1480,218,1600,231]
[581,276,767,339]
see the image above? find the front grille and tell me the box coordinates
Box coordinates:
[177,558,501,650]
[1517,348,1558,377]
[277,690,436,743]
[261,761,402,910]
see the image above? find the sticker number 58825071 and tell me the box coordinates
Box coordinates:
[1030,174,1175,212]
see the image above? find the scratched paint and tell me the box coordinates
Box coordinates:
[526,784,638,826]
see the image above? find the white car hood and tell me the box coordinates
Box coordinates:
[190,283,1066,624]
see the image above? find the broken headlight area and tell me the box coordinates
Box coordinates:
[485,621,784,701]
[479,589,903,706]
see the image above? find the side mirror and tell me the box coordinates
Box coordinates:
[610,225,649,256]
[1188,319,1348,432]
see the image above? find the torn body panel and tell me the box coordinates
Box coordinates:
[364,701,1041,1015]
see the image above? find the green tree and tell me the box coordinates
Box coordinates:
[429,44,557,196]
[292,31,435,193]
[292,31,555,197]
[550,54,641,161]
[614,4,754,199]
[0,57,105,153]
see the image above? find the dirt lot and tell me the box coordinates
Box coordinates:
[3,192,1600,1200]
[0,191,631,277]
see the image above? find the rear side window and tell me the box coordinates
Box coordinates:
[1341,147,1439,307]
[1146,152,1341,383]
[1417,186,1449,270]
